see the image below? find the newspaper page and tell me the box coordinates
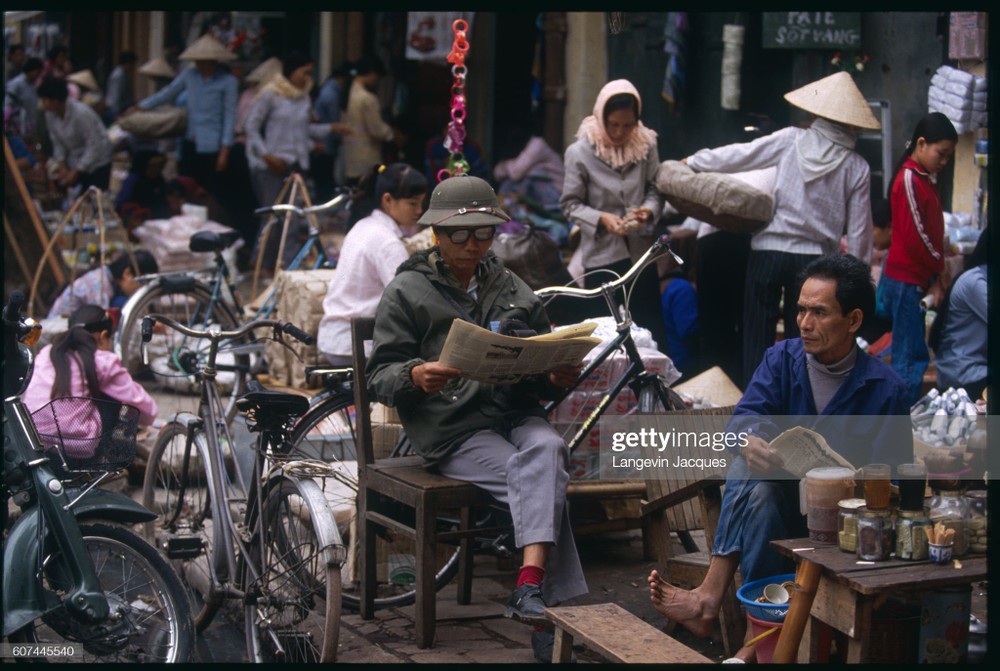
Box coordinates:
[438,319,602,385]
[768,426,856,478]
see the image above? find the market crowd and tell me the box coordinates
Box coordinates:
[5,26,988,665]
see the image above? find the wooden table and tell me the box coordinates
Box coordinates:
[770,539,986,663]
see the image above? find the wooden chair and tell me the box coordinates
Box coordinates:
[351,317,506,648]
[639,406,745,656]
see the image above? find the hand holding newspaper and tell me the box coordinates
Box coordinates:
[437,319,602,385]
[767,426,856,478]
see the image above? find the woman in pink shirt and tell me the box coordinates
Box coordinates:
[24,305,158,458]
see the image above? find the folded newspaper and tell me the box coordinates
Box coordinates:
[438,319,602,385]
[768,426,856,478]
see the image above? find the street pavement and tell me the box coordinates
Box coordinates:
[131,387,987,664]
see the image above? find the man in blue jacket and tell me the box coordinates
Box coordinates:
[647,253,909,657]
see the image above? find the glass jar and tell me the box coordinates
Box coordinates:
[856,508,894,561]
[928,490,969,556]
[965,490,987,554]
[895,509,931,560]
[837,498,866,553]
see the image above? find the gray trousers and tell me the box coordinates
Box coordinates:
[436,416,588,606]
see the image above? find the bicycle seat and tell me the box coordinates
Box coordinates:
[190,230,242,253]
[236,390,310,417]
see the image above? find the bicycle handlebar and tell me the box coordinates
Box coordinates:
[534,233,682,300]
[254,189,351,217]
[142,314,314,345]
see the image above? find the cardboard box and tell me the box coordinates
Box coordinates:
[949,12,987,60]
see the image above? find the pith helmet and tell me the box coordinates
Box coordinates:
[417,174,510,227]
[784,71,880,130]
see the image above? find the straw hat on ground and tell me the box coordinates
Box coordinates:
[139,56,176,79]
[179,33,236,62]
[784,71,880,130]
[67,69,99,92]
[245,57,281,84]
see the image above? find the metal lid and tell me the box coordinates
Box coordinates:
[898,508,929,518]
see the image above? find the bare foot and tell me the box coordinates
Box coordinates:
[647,569,721,638]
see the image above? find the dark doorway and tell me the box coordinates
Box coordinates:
[490,12,543,171]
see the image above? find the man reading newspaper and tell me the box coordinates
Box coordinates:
[647,253,910,661]
[366,175,587,662]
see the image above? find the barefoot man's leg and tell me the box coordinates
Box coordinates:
[648,554,740,638]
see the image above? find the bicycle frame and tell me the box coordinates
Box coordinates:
[537,233,682,456]
[140,314,328,605]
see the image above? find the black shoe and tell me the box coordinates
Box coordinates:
[531,629,577,664]
[505,583,548,625]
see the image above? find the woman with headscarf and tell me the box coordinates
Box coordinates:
[560,79,669,352]
[683,72,879,387]
[244,50,350,270]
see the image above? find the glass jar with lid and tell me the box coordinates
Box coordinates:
[895,509,931,560]
[928,490,969,556]
[965,489,987,553]
[856,508,894,561]
[837,498,866,553]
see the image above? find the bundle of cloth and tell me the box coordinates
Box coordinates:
[928,65,987,134]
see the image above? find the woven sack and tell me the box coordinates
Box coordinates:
[655,160,773,234]
[118,105,188,139]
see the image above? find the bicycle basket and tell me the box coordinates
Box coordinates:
[30,397,140,473]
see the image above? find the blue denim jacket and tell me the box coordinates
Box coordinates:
[730,338,911,468]
[139,67,237,153]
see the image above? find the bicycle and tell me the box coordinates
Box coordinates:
[137,313,346,662]
[2,291,194,662]
[285,233,686,611]
[113,185,351,423]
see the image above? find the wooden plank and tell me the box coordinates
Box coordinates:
[4,136,65,285]
[544,603,713,664]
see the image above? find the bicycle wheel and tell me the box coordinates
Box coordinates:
[243,477,342,663]
[140,418,221,632]
[287,392,460,611]
[117,280,250,423]
[8,523,194,663]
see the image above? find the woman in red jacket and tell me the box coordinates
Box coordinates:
[880,112,957,404]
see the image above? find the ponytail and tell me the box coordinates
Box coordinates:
[50,304,109,399]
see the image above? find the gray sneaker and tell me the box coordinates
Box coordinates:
[505,584,548,625]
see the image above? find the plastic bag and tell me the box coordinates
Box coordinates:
[492,224,573,291]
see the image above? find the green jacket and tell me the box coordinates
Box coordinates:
[366,248,559,462]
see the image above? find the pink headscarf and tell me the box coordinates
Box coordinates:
[574,79,658,170]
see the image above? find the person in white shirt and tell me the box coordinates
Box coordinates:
[317,162,428,365]
[103,50,136,121]
[38,76,113,190]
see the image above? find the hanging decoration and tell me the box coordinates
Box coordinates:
[438,19,471,182]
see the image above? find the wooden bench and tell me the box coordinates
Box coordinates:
[544,603,714,664]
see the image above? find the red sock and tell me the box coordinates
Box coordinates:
[517,564,545,588]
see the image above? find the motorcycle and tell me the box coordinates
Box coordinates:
[2,291,193,662]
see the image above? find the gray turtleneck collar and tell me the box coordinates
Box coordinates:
[806,345,859,413]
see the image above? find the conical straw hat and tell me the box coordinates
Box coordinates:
[139,56,176,79]
[179,33,236,62]
[245,57,282,84]
[784,71,880,130]
[67,69,99,92]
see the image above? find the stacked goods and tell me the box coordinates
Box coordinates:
[264,269,337,389]
[548,318,681,479]
[130,214,241,274]
[927,65,987,134]
[911,387,979,449]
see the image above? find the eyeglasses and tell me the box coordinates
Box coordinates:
[436,226,497,244]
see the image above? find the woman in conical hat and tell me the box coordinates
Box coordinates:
[682,70,879,388]
[130,33,242,235]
